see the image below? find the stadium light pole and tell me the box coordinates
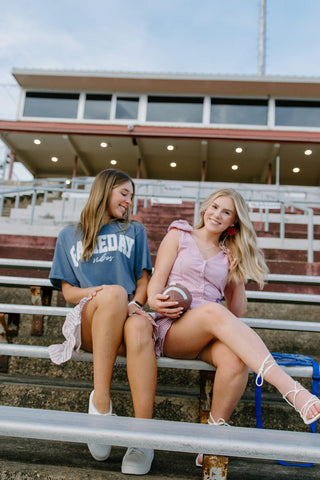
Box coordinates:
[258,0,266,76]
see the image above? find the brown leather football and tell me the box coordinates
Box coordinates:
[161,283,192,313]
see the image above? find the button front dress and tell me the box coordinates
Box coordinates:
[155,220,229,357]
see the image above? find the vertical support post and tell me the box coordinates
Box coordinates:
[136,157,141,179]
[0,313,8,373]
[258,0,266,76]
[267,163,272,184]
[6,313,20,336]
[201,161,206,182]
[72,155,78,179]
[30,286,52,336]
[8,151,16,180]
[275,155,280,186]
[200,371,229,479]
[0,195,4,216]
[280,203,285,239]
[308,208,314,263]
[193,184,201,226]
[30,189,37,225]
[264,208,269,232]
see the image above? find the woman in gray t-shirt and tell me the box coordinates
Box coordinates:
[49,169,155,475]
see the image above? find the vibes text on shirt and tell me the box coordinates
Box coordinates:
[70,233,135,267]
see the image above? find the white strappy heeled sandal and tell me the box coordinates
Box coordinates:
[195,413,229,467]
[255,353,276,387]
[256,354,320,425]
[283,381,320,425]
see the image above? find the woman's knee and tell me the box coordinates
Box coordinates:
[95,284,128,308]
[124,315,153,351]
[198,302,225,328]
[221,350,248,376]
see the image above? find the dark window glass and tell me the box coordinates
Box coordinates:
[23,92,79,118]
[147,96,203,122]
[211,98,268,125]
[84,94,111,119]
[115,97,139,119]
[275,100,320,127]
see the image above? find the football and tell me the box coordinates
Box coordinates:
[161,283,192,313]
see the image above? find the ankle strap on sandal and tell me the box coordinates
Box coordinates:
[255,353,276,387]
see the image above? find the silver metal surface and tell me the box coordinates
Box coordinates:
[0,406,319,463]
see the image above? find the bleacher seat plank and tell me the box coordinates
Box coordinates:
[0,345,316,378]
[0,405,319,463]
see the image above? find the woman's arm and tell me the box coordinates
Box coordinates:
[61,281,107,304]
[131,269,149,306]
[147,229,183,317]
[224,280,247,317]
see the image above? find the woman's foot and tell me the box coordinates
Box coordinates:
[195,414,229,467]
[88,390,114,461]
[283,381,320,425]
[121,447,154,475]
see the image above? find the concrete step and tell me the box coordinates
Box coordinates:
[4,437,319,480]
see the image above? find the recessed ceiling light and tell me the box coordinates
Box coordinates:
[110,159,117,165]
[304,149,312,155]
[33,139,41,145]
[231,164,239,170]
[51,156,58,162]
[235,147,243,153]
[293,167,300,173]
[167,145,175,151]
[170,162,177,168]
[100,142,108,148]
[65,179,71,185]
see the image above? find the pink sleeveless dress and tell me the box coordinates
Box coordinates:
[155,220,229,357]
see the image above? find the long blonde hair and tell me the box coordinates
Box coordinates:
[79,169,135,261]
[195,188,268,289]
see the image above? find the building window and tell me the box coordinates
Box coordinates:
[275,100,320,127]
[23,92,79,118]
[211,98,268,125]
[147,96,203,123]
[84,94,111,120]
[115,97,139,119]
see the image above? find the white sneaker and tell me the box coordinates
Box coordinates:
[88,390,114,461]
[121,447,154,475]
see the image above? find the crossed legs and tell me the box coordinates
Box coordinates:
[199,340,249,422]
[164,301,320,424]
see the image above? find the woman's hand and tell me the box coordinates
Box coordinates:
[127,302,155,324]
[86,285,109,299]
[148,293,183,319]
[61,281,109,304]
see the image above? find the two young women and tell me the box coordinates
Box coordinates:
[49,169,320,474]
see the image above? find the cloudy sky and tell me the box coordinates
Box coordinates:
[1,0,320,114]
[1,0,320,178]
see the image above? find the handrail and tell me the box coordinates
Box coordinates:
[0,259,320,285]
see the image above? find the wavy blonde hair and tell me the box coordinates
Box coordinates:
[195,188,268,289]
[79,169,135,261]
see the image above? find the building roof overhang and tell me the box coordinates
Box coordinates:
[11,69,320,98]
[1,119,320,186]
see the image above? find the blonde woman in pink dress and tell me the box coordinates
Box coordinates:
[148,188,320,467]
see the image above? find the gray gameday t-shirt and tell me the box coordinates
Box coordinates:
[49,221,152,296]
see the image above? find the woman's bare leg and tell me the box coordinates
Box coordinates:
[199,340,249,422]
[81,285,128,413]
[124,315,157,418]
[164,302,320,421]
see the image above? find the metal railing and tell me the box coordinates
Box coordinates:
[0,178,319,262]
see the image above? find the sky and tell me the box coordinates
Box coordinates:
[1,0,320,179]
